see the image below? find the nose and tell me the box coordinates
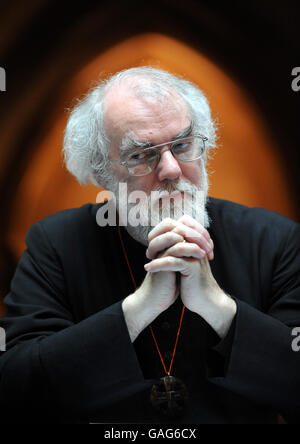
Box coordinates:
[155,147,182,182]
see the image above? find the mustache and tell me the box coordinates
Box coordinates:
[151,179,200,195]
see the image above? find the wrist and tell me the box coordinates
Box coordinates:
[194,290,237,339]
[122,290,161,342]
[215,293,237,339]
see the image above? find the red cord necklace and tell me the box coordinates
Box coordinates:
[117,222,189,418]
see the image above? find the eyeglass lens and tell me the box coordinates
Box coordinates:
[126,136,205,176]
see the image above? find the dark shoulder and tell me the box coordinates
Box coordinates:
[38,203,99,229]
[26,203,102,248]
[207,197,299,239]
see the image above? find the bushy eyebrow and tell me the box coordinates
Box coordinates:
[119,122,194,156]
[175,122,194,139]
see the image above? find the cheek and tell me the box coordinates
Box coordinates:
[112,163,130,184]
[181,162,203,184]
[121,173,146,192]
[128,175,154,193]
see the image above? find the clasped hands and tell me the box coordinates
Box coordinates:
[144,215,237,338]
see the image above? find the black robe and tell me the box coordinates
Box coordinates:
[0,198,300,424]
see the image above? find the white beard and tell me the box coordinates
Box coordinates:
[115,164,210,246]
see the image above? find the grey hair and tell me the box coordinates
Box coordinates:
[63,67,217,187]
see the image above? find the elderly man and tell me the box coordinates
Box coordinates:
[0,67,300,424]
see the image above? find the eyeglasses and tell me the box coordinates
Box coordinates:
[110,135,208,176]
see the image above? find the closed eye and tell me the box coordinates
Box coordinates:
[129,152,147,161]
[172,142,192,153]
[127,151,157,165]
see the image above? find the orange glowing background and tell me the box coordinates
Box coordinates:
[6,33,296,259]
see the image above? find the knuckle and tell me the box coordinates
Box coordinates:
[148,230,154,240]
[203,228,210,238]
[178,215,187,223]
[173,224,184,235]
[165,232,174,242]
[200,233,207,243]
[193,244,200,253]
[165,257,175,266]
[181,214,192,221]
[177,243,186,253]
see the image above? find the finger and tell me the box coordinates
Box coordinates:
[178,214,214,257]
[162,241,206,260]
[207,250,214,261]
[147,217,214,260]
[178,214,213,246]
[146,232,184,259]
[172,223,213,256]
[148,218,178,243]
[144,256,192,276]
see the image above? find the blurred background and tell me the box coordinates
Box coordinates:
[0,0,299,317]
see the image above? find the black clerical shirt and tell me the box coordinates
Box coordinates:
[0,198,299,424]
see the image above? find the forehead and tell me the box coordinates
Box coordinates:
[103,82,190,144]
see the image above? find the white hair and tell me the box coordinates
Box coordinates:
[63,67,217,188]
